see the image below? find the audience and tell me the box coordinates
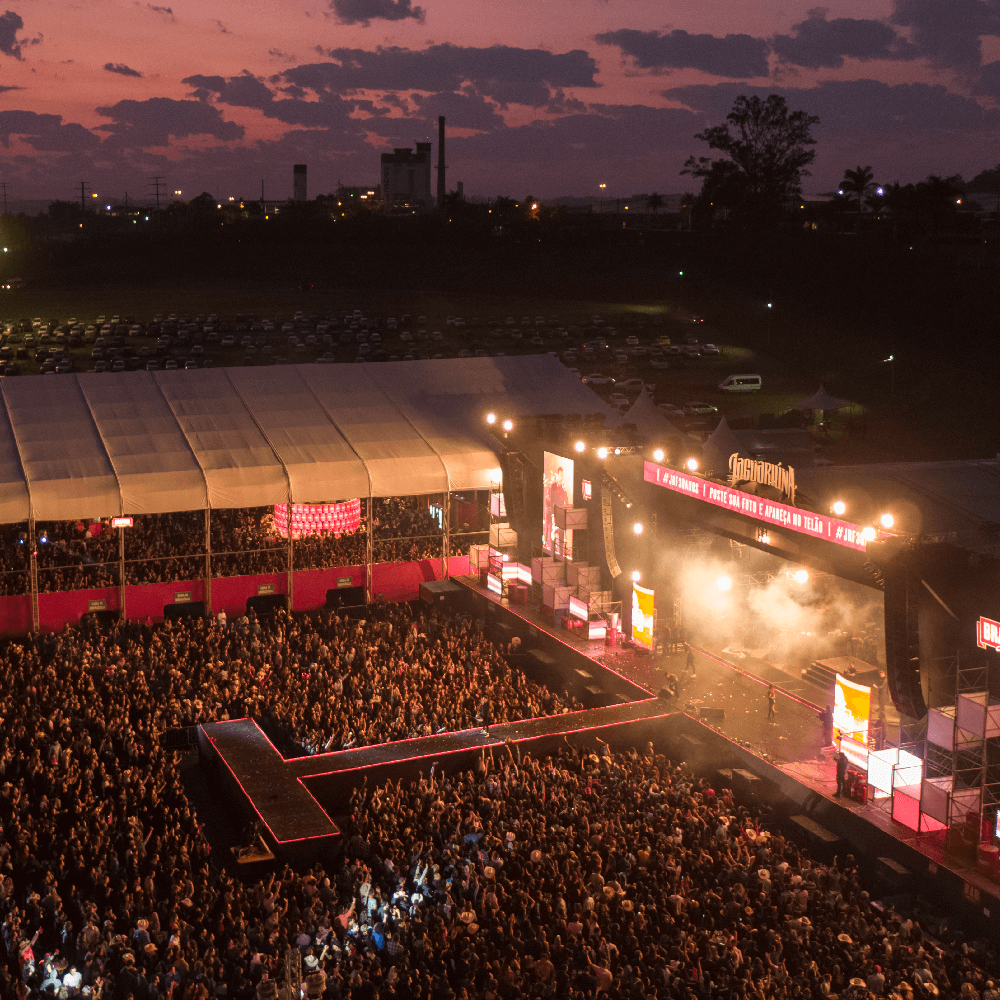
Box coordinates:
[0,497,478,596]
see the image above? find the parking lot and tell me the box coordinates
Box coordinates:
[0,301,822,441]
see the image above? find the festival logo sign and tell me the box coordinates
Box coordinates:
[977,616,1000,651]
[729,453,796,503]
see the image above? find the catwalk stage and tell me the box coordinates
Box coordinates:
[197,576,1000,918]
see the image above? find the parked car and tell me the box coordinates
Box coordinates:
[583,373,615,385]
[657,403,686,419]
[619,378,645,392]
[684,401,718,415]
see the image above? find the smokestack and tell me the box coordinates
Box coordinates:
[437,116,446,207]
[293,164,307,202]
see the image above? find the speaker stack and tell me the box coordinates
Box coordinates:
[883,570,927,719]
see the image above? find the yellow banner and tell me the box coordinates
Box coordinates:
[631,583,655,650]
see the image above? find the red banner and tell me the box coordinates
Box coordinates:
[644,461,871,552]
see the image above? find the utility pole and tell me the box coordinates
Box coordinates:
[80,181,90,212]
[0,182,8,215]
[149,176,165,212]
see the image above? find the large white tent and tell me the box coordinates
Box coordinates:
[0,356,615,523]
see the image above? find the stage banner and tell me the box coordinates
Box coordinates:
[601,489,621,578]
[631,582,655,650]
[543,452,573,557]
[834,673,872,739]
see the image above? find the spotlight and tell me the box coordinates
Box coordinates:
[614,448,621,456]
[880,513,894,529]
[502,553,509,562]
[653,448,664,462]
[502,419,513,433]
[832,500,846,516]
[793,569,809,584]
[759,531,770,545]
[686,458,699,472]
[633,522,643,535]
[597,446,608,459]
[486,412,497,425]
[574,440,586,453]
[716,575,732,592]
[862,526,876,542]
[625,502,632,509]
[631,570,641,582]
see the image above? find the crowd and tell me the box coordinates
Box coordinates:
[0,499,480,597]
[0,601,584,998]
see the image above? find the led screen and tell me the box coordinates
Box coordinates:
[834,673,871,740]
[631,582,655,650]
[543,452,574,558]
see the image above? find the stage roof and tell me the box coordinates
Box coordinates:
[0,356,614,522]
[795,460,1000,555]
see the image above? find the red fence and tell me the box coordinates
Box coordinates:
[0,555,473,633]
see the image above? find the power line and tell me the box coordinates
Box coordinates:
[148,176,165,212]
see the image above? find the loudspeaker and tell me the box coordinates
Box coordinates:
[883,571,926,719]
[497,450,528,537]
[699,706,726,720]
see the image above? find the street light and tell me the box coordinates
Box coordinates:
[767,302,773,348]
[574,440,586,453]
[599,182,607,214]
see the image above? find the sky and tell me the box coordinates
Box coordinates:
[1,0,1000,204]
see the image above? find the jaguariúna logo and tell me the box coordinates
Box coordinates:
[728,453,796,503]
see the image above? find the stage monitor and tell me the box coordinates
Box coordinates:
[631,582,655,650]
[543,452,574,559]
[834,673,871,740]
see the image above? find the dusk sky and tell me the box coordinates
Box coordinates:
[2,0,1000,203]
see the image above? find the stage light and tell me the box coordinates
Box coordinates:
[760,532,770,545]
[502,419,513,433]
[793,569,809,584]
[597,446,608,459]
[880,513,894,529]
[686,458,699,472]
[832,500,846,516]
[614,448,621,456]
[631,570,641,582]
[486,412,497,425]
[862,526,876,542]
[653,448,664,462]
[633,522,643,535]
[574,440,586,453]
[502,553,509,561]
[716,575,732,592]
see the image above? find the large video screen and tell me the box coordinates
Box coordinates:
[543,451,574,558]
[631,582,655,650]
[834,673,871,740]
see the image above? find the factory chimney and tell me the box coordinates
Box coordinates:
[437,116,446,207]
[293,164,307,202]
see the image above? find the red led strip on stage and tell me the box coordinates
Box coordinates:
[644,462,872,552]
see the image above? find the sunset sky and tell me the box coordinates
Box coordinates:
[1,0,1000,203]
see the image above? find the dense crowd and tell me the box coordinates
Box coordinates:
[0,601,584,998]
[0,499,482,596]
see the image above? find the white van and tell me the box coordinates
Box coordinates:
[719,374,762,392]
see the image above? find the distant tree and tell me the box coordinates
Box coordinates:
[840,165,875,219]
[682,94,820,228]
[646,192,664,214]
[47,200,85,222]
[679,193,695,229]
[916,174,964,246]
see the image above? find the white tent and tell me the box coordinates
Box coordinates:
[612,389,685,439]
[702,416,747,475]
[796,385,852,411]
[0,356,616,523]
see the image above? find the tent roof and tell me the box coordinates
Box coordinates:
[702,416,748,475]
[0,355,614,523]
[796,385,852,411]
[611,389,684,439]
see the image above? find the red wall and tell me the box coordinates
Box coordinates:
[211,573,287,617]
[38,586,120,632]
[125,579,205,623]
[0,594,32,634]
[292,566,364,612]
[5,558,471,633]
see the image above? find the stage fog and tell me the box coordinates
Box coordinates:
[657,538,884,672]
